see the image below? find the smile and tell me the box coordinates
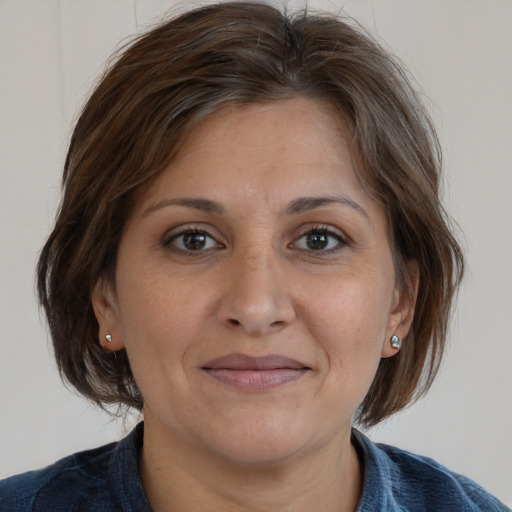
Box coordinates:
[202,353,311,392]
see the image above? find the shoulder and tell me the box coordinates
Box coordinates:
[0,440,120,512]
[353,430,510,511]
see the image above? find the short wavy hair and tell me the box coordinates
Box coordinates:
[37,1,464,427]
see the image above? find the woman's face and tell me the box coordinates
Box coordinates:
[93,97,415,465]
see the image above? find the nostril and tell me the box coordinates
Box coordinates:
[228,319,240,326]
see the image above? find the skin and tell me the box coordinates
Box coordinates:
[92,97,417,511]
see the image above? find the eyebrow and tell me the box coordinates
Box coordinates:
[286,195,369,219]
[142,195,368,219]
[142,197,225,217]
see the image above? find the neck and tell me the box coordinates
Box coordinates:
[140,416,362,512]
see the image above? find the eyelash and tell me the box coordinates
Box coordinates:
[163,228,222,254]
[291,226,348,253]
[162,225,348,256]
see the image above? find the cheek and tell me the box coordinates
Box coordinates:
[292,275,392,432]
[308,270,392,330]
[113,276,208,416]
[303,269,394,367]
[114,265,209,370]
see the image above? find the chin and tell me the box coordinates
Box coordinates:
[201,415,329,468]
[212,437,307,468]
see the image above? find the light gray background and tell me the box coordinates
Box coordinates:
[1,0,511,505]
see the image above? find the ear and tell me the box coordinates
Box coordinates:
[91,279,125,352]
[381,260,419,358]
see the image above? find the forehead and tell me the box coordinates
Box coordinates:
[132,97,374,213]
[178,97,349,156]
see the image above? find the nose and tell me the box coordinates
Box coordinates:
[216,247,296,336]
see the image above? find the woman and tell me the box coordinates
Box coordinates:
[0,1,508,510]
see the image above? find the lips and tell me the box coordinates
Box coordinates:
[202,354,311,392]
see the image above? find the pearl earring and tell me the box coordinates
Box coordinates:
[390,334,402,350]
[105,334,112,343]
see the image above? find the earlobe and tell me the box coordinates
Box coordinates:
[381,262,420,358]
[91,280,124,351]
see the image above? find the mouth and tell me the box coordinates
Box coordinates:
[202,353,311,392]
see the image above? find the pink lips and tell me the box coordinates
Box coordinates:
[202,354,310,392]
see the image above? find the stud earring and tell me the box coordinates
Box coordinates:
[390,334,402,350]
[105,334,112,343]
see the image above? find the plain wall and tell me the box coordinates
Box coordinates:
[1,0,511,505]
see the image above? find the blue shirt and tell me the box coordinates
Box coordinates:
[0,423,508,511]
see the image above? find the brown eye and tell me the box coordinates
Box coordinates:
[293,228,346,252]
[183,232,207,250]
[166,230,220,252]
[306,232,329,250]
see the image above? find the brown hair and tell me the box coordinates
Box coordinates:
[37,1,463,427]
